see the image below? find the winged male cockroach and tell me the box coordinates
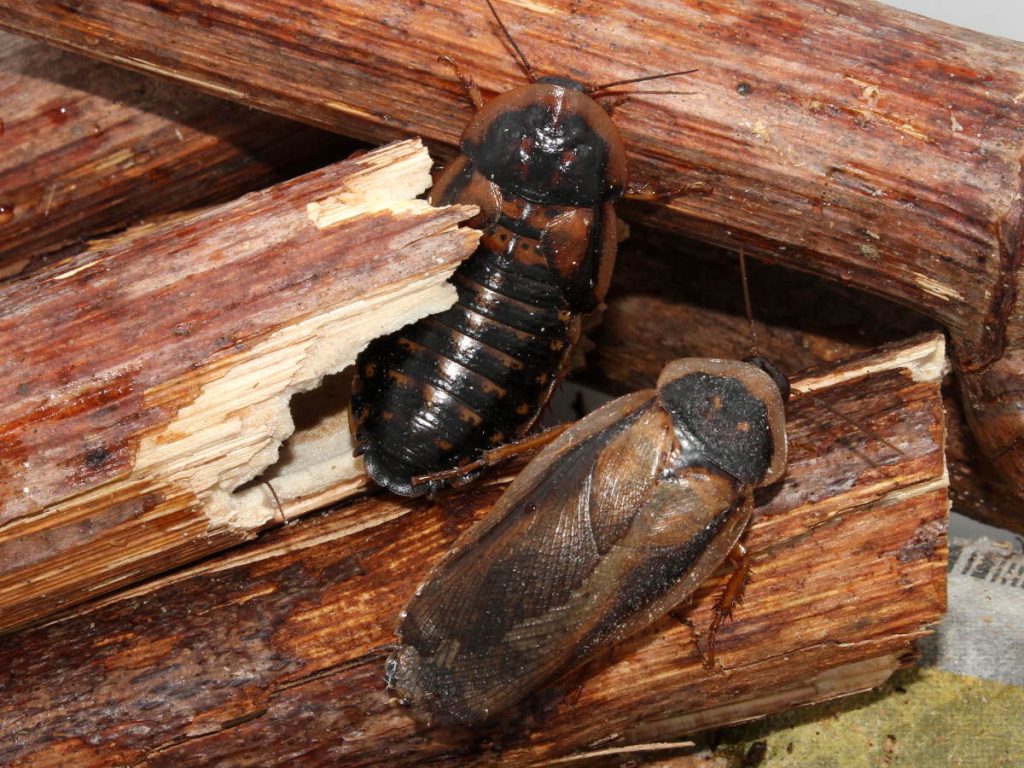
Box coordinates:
[386,355,788,726]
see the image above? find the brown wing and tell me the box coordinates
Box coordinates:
[395,394,699,724]
[564,473,750,670]
[416,389,656,560]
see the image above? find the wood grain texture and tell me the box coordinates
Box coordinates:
[0,27,999,528]
[0,335,947,766]
[0,139,478,635]
[0,0,1019,513]
[0,29,1002,530]
[0,31,354,279]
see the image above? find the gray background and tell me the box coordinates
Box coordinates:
[882,0,1023,41]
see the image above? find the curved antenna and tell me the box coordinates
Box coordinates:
[262,480,285,522]
[588,68,699,96]
[484,0,538,82]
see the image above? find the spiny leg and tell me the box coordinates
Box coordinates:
[438,55,484,111]
[702,537,753,670]
[623,179,713,202]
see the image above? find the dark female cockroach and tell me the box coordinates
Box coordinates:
[385,355,789,726]
[349,1,696,496]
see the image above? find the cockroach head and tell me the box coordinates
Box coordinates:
[743,354,791,403]
[536,75,588,92]
[460,81,628,206]
[657,359,788,487]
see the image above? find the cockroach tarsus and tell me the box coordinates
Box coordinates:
[349,0,698,497]
[386,355,789,727]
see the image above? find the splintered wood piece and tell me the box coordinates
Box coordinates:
[0,334,948,766]
[0,31,353,279]
[0,139,479,636]
[1,0,1021,511]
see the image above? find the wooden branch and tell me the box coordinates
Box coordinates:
[0,25,1004,532]
[0,335,947,766]
[0,1,1019,508]
[589,231,1022,532]
[0,31,355,280]
[0,139,478,635]
[0,30,1004,533]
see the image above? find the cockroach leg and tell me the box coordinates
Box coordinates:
[438,55,485,111]
[786,438,820,459]
[594,93,634,117]
[410,422,572,486]
[562,680,586,707]
[623,179,713,202]
[702,535,753,670]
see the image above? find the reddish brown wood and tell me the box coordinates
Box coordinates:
[0,28,999,526]
[0,139,478,635]
[0,29,1002,528]
[0,336,947,767]
[0,31,354,279]
[1,0,1020,514]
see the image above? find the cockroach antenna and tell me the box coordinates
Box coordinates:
[262,480,285,522]
[484,0,538,82]
[484,0,696,95]
[368,642,401,659]
[739,249,760,359]
[587,68,699,97]
[737,249,791,402]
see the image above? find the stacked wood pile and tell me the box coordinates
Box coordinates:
[1,0,1021,762]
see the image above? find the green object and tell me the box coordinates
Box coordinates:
[710,668,1024,767]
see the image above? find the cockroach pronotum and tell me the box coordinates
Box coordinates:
[385,352,790,726]
[350,0,698,496]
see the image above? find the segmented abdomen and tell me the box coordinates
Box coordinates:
[351,250,577,496]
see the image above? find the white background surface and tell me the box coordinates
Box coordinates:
[881,0,1024,42]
